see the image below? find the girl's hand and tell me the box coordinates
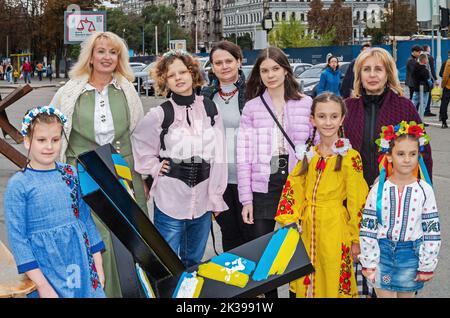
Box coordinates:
[415,272,434,282]
[98,270,105,288]
[158,160,170,176]
[362,267,376,283]
[213,211,222,218]
[143,180,150,200]
[242,204,254,224]
[37,284,59,298]
[351,242,361,262]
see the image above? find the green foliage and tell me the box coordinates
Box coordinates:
[268,18,334,48]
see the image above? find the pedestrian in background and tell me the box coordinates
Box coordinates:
[36,62,44,81]
[46,64,53,82]
[317,55,341,96]
[22,59,32,84]
[405,45,422,100]
[422,45,437,117]
[412,54,431,115]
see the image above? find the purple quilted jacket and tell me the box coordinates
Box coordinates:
[236,90,314,206]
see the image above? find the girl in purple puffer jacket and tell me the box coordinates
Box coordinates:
[236,47,314,297]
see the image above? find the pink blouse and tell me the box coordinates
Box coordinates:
[131,95,228,220]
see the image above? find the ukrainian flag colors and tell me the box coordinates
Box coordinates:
[252,227,299,281]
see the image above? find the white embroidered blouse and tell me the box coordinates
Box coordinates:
[359,179,441,272]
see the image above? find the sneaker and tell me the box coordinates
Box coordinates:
[424,112,437,117]
[424,123,430,127]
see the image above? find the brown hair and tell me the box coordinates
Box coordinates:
[245,47,301,101]
[210,41,243,63]
[387,134,420,155]
[299,93,347,175]
[353,47,403,98]
[151,53,205,96]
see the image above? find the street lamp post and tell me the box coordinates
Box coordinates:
[155,25,158,55]
[195,17,198,53]
[167,20,171,50]
[235,9,239,45]
[142,26,145,56]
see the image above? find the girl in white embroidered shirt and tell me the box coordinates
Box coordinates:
[359,121,440,298]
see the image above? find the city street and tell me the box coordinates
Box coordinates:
[0,81,449,297]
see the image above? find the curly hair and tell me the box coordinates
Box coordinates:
[151,53,205,96]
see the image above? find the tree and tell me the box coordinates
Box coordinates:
[307,0,326,35]
[107,9,143,53]
[41,0,100,78]
[385,1,417,36]
[141,5,190,55]
[327,0,352,45]
[268,17,335,48]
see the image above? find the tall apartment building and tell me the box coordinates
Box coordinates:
[120,0,222,50]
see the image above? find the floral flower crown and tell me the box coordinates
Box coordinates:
[21,106,68,137]
[375,121,430,154]
[162,49,192,59]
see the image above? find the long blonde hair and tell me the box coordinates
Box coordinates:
[353,47,403,98]
[69,31,134,82]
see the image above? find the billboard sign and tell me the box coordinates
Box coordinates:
[169,40,187,51]
[64,11,106,44]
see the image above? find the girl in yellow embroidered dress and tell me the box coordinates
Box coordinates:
[276,93,369,298]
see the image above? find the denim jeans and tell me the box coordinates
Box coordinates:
[412,91,429,117]
[154,204,212,268]
[23,72,31,83]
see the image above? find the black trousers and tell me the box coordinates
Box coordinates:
[440,87,450,122]
[409,86,414,100]
[215,184,249,252]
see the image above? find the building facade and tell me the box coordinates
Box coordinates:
[223,0,389,49]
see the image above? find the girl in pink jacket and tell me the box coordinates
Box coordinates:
[236,47,314,296]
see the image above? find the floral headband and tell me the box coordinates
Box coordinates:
[21,106,68,137]
[375,121,431,226]
[375,120,430,153]
[162,49,192,59]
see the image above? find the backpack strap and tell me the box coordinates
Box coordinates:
[203,97,218,127]
[159,101,174,151]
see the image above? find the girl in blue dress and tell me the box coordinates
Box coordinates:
[4,106,105,298]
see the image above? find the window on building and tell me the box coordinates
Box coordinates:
[282,12,286,21]
[275,12,279,21]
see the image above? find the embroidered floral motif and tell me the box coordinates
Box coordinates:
[339,243,352,295]
[57,163,100,290]
[361,217,377,230]
[351,155,363,173]
[277,180,296,216]
[382,275,391,284]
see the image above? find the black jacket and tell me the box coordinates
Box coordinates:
[412,63,431,92]
[405,54,418,87]
[360,88,388,186]
[340,59,356,99]
[200,69,246,114]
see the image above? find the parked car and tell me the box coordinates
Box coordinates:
[296,62,350,97]
[129,62,147,73]
[133,62,156,95]
[290,63,312,78]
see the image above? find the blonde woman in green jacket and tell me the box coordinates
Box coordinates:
[50,31,147,298]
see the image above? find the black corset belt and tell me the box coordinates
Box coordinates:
[163,156,211,188]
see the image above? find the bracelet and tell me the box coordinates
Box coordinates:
[417,271,434,275]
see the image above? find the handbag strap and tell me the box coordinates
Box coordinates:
[260,95,295,151]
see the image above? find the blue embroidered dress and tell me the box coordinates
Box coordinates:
[4,163,105,298]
